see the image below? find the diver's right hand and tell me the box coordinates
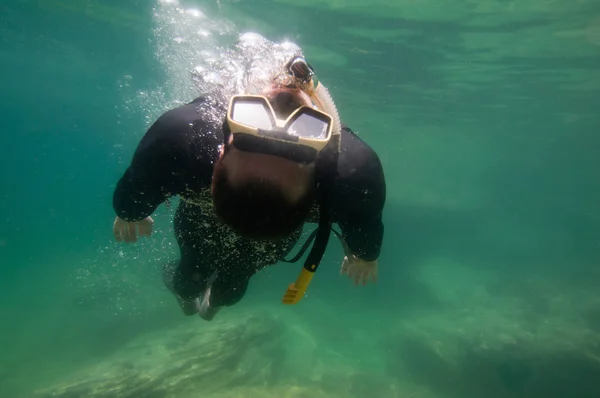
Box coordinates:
[113,216,154,243]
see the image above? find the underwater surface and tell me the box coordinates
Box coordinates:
[1,0,600,397]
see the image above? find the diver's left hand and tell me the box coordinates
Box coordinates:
[340,255,378,286]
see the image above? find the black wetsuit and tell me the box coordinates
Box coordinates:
[113,97,386,308]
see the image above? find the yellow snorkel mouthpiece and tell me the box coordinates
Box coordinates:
[282,266,316,305]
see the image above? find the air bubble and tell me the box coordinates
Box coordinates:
[186,8,204,18]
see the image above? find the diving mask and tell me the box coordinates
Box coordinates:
[226,94,333,164]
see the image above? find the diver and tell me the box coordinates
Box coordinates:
[111,55,386,321]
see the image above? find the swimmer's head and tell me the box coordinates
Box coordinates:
[261,84,314,118]
[211,85,317,240]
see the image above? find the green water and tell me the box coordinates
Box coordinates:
[1,0,600,397]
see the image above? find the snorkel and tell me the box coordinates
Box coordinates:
[279,56,342,143]
[278,56,342,305]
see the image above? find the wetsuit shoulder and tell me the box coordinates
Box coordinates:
[333,127,386,261]
[113,99,223,221]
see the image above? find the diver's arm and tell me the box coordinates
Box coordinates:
[338,214,384,262]
[335,148,385,285]
[113,107,199,222]
[335,132,386,261]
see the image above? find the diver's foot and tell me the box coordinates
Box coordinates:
[196,286,222,321]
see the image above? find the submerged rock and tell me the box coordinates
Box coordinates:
[33,312,288,398]
[32,308,401,398]
[385,273,600,398]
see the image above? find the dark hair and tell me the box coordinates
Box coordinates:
[212,163,316,240]
[269,91,304,118]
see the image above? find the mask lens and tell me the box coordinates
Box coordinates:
[288,113,330,140]
[231,100,274,130]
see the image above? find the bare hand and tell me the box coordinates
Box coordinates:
[113,216,154,243]
[340,255,378,286]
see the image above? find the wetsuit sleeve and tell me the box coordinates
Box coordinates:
[335,129,386,262]
[113,108,199,222]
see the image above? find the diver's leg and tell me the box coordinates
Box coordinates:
[163,260,197,316]
[162,247,210,316]
[164,203,214,315]
[197,267,256,321]
[210,271,254,307]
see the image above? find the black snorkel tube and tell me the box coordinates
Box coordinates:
[280,55,341,304]
[281,142,338,305]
